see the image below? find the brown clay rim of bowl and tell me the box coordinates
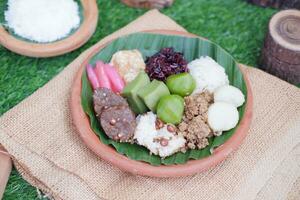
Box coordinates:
[0,0,98,58]
[70,30,253,178]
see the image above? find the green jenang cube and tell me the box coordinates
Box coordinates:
[137,79,170,112]
[122,72,150,114]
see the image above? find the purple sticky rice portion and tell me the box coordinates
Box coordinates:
[145,47,188,81]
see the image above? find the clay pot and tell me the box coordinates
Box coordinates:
[70,30,253,177]
[121,0,174,9]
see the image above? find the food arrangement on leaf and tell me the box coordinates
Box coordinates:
[84,44,246,162]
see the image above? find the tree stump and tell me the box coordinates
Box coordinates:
[247,0,300,9]
[121,0,174,9]
[260,10,300,84]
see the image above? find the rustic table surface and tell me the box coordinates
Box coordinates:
[0,0,277,199]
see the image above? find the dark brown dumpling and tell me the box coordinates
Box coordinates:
[100,105,136,142]
[93,87,128,117]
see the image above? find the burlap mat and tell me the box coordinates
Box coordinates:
[0,10,299,200]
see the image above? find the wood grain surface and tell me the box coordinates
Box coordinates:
[247,0,300,9]
[121,0,174,9]
[260,10,300,84]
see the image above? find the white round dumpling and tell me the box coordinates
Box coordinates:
[208,102,239,132]
[214,85,245,107]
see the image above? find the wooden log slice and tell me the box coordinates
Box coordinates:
[121,0,174,9]
[247,0,300,9]
[260,49,300,83]
[260,10,300,84]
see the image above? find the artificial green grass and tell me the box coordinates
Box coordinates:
[0,0,276,199]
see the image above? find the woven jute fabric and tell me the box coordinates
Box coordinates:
[0,10,299,200]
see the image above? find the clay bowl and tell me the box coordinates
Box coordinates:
[0,0,98,58]
[70,30,253,177]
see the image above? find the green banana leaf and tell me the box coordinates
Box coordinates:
[81,33,247,166]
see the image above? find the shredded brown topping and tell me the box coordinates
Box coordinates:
[177,91,214,150]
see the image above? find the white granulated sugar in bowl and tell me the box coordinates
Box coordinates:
[5,0,80,43]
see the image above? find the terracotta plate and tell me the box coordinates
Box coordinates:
[0,0,98,58]
[70,30,253,177]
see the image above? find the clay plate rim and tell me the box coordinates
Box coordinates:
[0,0,98,58]
[70,30,253,178]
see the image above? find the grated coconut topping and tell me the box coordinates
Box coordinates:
[5,0,80,43]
